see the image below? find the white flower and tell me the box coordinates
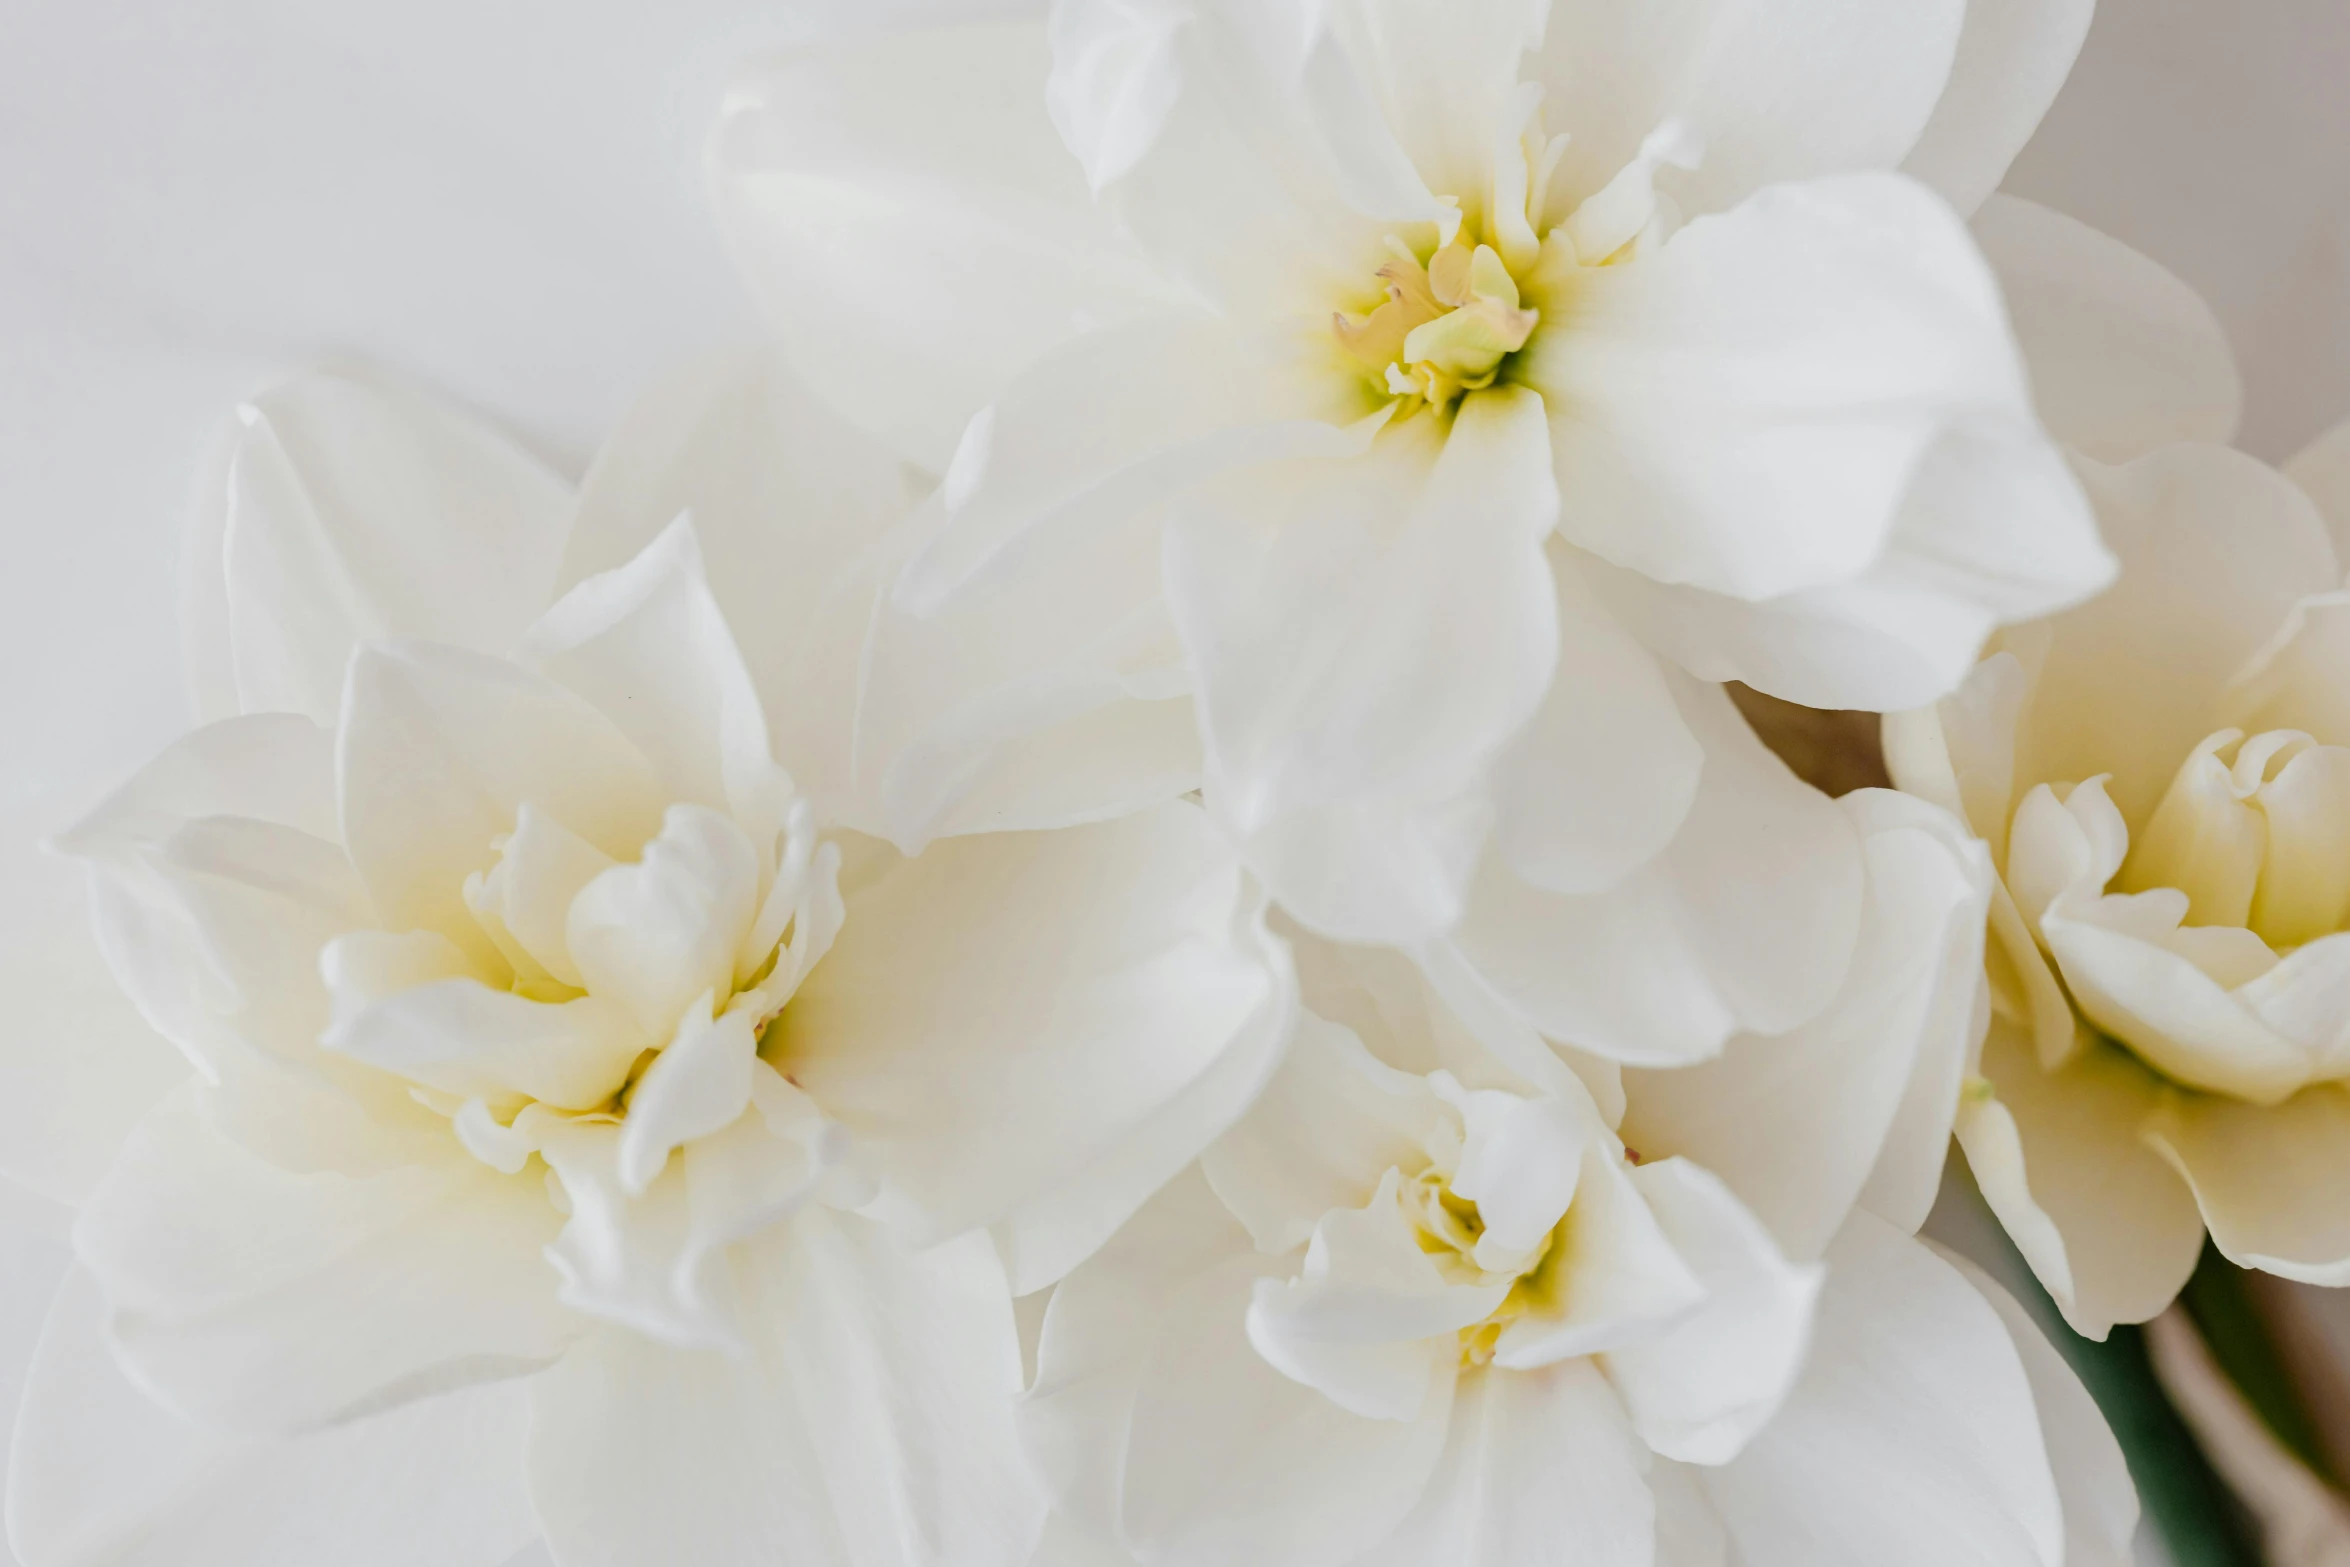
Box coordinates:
[1892,417,2350,1335]
[5,362,1294,1566]
[709,0,2113,1062]
[1019,836,2132,1567]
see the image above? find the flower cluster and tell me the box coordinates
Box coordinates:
[6,0,2323,1564]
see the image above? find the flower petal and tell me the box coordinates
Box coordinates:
[1200,1011,1444,1256]
[211,369,571,726]
[1529,172,2035,605]
[1588,415,2107,712]
[76,1083,574,1431]
[1050,0,1444,320]
[849,494,1203,851]
[1957,1023,2204,1339]
[1245,1181,1495,1421]
[1446,677,1863,1065]
[1599,1159,1821,1465]
[521,519,787,845]
[773,803,1290,1273]
[2145,1084,2350,1286]
[1973,196,2242,462]
[1623,790,1992,1260]
[559,348,918,774]
[0,792,192,1204]
[1120,1253,1453,1567]
[527,1211,1042,1567]
[2287,417,2350,564]
[1350,1360,1654,1567]
[1172,387,1558,830]
[1019,1168,1259,1543]
[566,804,759,1042]
[710,20,1176,471]
[338,642,666,957]
[1528,0,1963,220]
[2016,444,2337,824]
[1488,550,1701,894]
[1702,1212,2064,1567]
[1900,0,2092,216]
[1940,1250,2141,1567]
[323,970,645,1115]
[8,1266,538,1567]
[899,314,1373,619]
[1225,788,1493,947]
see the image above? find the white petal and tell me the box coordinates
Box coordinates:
[216,369,571,726]
[711,20,1177,471]
[528,1211,1043,1567]
[8,1266,537,1567]
[1226,787,1493,946]
[559,348,919,776]
[613,998,758,1195]
[1599,1159,1821,1464]
[1019,1168,1259,1544]
[847,493,1203,850]
[775,802,1289,1269]
[521,519,787,845]
[1938,1250,2141,1567]
[471,804,612,989]
[1201,1011,1445,1256]
[1901,0,2093,216]
[1623,789,1992,1260]
[1245,1180,1494,1421]
[323,970,645,1114]
[75,1084,573,1431]
[1590,414,2107,712]
[987,954,1293,1295]
[1172,389,1558,830]
[898,315,1371,619]
[1488,550,1701,894]
[1958,1024,2205,1339]
[1528,0,1963,219]
[1492,1143,1702,1367]
[1351,1360,1654,1567]
[2287,417,2350,564]
[566,804,759,1041]
[1530,173,2034,605]
[1702,1213,2064,1567]
[2016,445,2337,825]
[1119,1253,1453,1567]
[0,796,190,1204]
[1051,0,1442,320]
[338,642,665,958]
[2227,592,2350,752]
[2145,1085,2350,1286]
[1447,677,1863,1064]
[1974,196,2242,461]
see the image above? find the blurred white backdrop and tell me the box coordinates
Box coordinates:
[0,3,2343,1564]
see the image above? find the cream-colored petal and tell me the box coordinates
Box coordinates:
[2146,1085,2350,1286]
[2285,417,2350,566]
[1956,1024,2204,1338]
[2016,446,2336,825]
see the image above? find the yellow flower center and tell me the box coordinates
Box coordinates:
[1334,235,1539,414]
[1398,1166,1555,1368]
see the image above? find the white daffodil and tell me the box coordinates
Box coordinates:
[1891,418,2350,1337]
[3,363,1294,1567]
[711,0,2113,1065]
[1019,827,2133,1567]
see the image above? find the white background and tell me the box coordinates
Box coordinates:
[0,3,2343,1563]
